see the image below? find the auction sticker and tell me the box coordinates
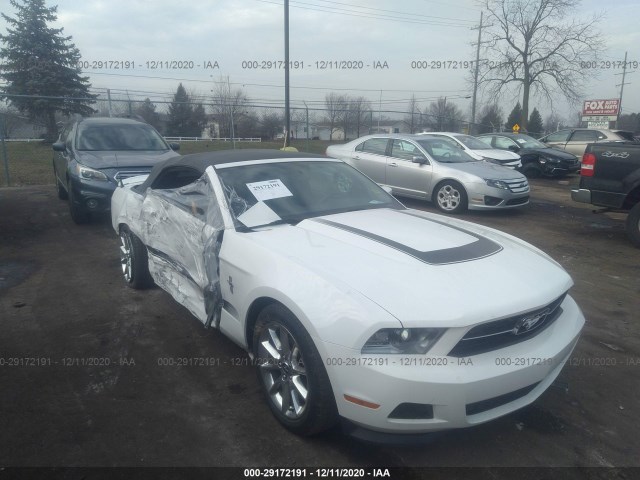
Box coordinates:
[247,179,293,201]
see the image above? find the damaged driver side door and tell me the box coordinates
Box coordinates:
[137,167,228,325]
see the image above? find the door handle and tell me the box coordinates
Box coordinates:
[388,162,398,167]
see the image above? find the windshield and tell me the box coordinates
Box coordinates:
[416,138,479,163]
[216,161,404,229]
[77,123,169,151]
[454,134,492,150]
[511,134,547,149]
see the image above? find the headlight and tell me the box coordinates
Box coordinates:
[361,328,445,354]
[540,155,560,164]
[78,165,109,181]
[485,179,509,190]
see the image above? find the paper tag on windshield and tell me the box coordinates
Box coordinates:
[246,179,293,201]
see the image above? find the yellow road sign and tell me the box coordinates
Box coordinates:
[512,123,520,133]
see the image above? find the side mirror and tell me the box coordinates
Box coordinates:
[507,145,520,152]
[381,185,393,195]
[169,142,180,151]
[412,155,427,164]
[52,142,66,152]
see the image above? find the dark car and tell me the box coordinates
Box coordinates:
[53,117,180,223]
[477,133,580,178]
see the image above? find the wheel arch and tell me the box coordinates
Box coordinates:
[245,296,290,351]
[431,177,468,203]
[622,184,640,210]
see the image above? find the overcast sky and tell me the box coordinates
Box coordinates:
[2,0,639,122]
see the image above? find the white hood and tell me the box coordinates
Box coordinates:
[468,148,521,161]
[247,208,573,328]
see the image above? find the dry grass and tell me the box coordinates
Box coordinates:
[0,139,336,186]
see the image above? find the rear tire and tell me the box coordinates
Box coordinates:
[626,203,640,248]
[253,304,338,436]
[434,180,468,214]
[119,225,153,289]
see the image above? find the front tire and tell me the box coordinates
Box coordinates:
[253,304,338,435]
[119,226,153,289]
[434,180,468,214]
[626,203,640,248]
[67,180,90,224]
[521,162,543,178]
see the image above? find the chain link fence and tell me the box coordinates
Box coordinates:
[1,92,499,186]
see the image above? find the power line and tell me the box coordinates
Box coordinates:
[84,71,467,95]
[289,0,475,24]
[253,0,473,27]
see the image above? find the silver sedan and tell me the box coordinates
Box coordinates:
[326,134,529,214]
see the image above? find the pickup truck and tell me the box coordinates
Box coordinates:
[572,142,640,247]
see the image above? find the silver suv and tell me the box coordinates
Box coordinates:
[539,129,631,157]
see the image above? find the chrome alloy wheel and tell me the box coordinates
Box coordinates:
[257,323,309,419]
[119,231,133,283]
[437,184,462,211]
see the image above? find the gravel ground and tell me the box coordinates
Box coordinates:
[0,178,638,478]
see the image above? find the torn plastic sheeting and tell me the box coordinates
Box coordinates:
[139,174,225,326]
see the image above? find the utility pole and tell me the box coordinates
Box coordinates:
[615,51,633,129]
[470,11,483,135]
[284,0,291,147]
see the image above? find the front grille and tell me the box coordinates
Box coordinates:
[466,383,539,416]
[448,293,567,357]
[503,178,530,194]
[506,196,529,206]
[114,170,151,181]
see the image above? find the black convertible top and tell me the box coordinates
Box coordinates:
[138,148,326,191]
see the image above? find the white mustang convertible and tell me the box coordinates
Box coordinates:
[111,149,584,441]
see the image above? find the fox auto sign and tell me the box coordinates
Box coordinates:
[583,99,620,116]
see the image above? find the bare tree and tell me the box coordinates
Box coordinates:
[477,0,604,130]
[348,96,372,138]
[324,93,348,141]
[403,94,420,134]
[424,98,465,132]
[259,110,283,140]
[211,77,248,138]
[543,112,566,133]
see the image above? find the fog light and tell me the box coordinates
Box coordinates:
[86,199,99,209]
[484,195,502,206]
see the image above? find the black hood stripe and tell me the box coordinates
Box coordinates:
[312,212,502,266]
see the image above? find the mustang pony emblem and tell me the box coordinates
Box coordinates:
[513,309,549,335]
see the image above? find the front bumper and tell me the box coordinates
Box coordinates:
[320,295,584,435]
[69,176,117,213]
[466,182,530,210]
[545,163,580,176]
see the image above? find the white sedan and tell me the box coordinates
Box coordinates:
[111,149,584,441]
